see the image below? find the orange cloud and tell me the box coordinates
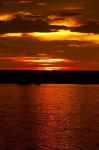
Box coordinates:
[15,56,71,64]
[0,14,14,21]
[0,11,32,21]
[0,56,73,68]
[50,17,79,27]
[28,30,99,45]
[1,29,99,46]
[48,15,80,27]
[1,33,23,37]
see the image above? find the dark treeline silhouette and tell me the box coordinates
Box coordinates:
[0,70,99,84]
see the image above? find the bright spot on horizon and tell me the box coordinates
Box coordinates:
[39,67,71,71]
[0,56,74,70]
[17,57,71,63]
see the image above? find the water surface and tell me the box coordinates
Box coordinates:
[0,84,99,150]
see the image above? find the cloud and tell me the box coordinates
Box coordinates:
[0,12,42,21]
[60,12,81,17]
[48,16,80,27]
[23,14,42,20]
[71,21,99,33]
[0,14,68,33]
[0,16,49,33]
[47,9,82,27]
[2,0,31,5]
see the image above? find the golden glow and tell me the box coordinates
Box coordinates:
[50,17,80,27]
[16,57,70,63]
[28,30,99,44]
[43,67,57,71]
[27,30,72,41]
[35,66,79,70]
[0,56,73,70]
[1,30,99,45]
[38,67,71,71]
[1,33,23,37]
[0,14,14,21]
[0,11,32,21]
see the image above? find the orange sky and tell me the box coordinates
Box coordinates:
[0,0,99,70]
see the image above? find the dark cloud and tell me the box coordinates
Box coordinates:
[60,12,81,17]
[0,0,98,20]
[0,0,80,16]
[0,15,67,33]
[0,15,49,33]
[71,21,99,33]
[24,14,42,19]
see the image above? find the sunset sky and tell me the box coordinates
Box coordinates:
[0,0,99,70]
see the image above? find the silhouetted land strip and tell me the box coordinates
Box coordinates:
[0,70,99,84]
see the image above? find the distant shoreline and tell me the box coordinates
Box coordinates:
[0,70,99,84]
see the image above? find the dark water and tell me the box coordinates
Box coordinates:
[0,84,99,150]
